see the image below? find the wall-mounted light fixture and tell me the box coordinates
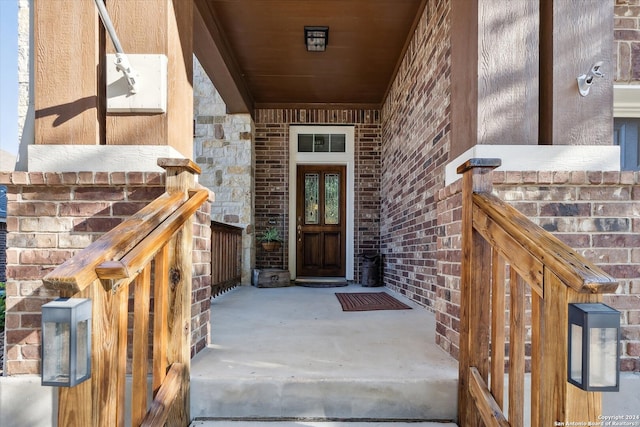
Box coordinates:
[577,62,605,97]
[568,303,620,392]
[41,298,92,387]
[305,26,329,52]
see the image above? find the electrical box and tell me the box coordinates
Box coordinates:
[106,54,167,113]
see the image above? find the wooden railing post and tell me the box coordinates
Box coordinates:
[457,158,501,427]
[158,158,202,426]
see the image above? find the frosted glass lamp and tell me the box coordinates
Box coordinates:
[41,298,92,387]
[568,303,620,392]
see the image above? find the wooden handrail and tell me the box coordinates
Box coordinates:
[457,159,618,427]
[42,191,187,293]
[43,158,207,427]
[473,193,617,293]
[95,189,210,290]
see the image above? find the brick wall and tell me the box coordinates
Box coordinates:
[615,0,640,82]
[253,109,381,280]
[0,171,211,375]
[436,171,640,371]
[380,0,451,307]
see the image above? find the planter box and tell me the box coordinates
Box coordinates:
[252,269,292,288]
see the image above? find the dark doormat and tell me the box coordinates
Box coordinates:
[335,292,412,312]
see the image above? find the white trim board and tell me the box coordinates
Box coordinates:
[288,125,355,281]
[445,145,621,186]
[28,145,185,172]
[614,85,640,118]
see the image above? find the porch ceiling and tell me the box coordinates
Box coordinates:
[194,0,426,113]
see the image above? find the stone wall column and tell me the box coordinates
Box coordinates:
[194,57,255,283]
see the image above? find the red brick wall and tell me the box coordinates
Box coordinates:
[436,171,640,371]
[380,0,451,307]
[253,109,381,280]
[0,171,211,375]
[615,0,640,82]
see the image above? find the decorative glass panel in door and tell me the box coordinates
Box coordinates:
[304,173,319,224]
[324,173,339,225]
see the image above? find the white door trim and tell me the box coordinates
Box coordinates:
[288,125,355,280]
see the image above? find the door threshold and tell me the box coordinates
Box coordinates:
[295,277,348,288]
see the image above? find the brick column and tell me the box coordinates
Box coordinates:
[0,171,211,375]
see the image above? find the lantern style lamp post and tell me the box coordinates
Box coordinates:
[568,303,620,392]
[41,298,92,387]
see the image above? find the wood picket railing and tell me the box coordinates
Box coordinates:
[211,221,243,297]
[42,159,208,427]
[457,159,619,427]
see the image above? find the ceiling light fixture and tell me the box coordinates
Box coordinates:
[304,26,329,52]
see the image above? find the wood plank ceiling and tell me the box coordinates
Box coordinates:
[194,0,426,113]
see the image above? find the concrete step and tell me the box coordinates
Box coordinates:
[190,369,457,420]
[190,421,458,427]
[190,285,458,422]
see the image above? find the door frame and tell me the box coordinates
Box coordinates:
[289,125,355,280]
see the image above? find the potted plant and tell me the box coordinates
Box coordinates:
[258,227,282,251]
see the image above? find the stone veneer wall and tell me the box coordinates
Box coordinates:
[253,109,381,279]
[16,0,30,171]
[193,57,255,284]
[615,0,640,82]
[436,170,640,371]
[0,171,212,375]
[380,0,451,307]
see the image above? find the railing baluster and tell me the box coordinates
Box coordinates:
[153,244,170,396]
[531,290,542,427]
[490,249,505,409]
[509,271,525,426]
[116,283,129,427]
[132,263,151,426]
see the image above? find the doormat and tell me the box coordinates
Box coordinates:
[335,292,412,312]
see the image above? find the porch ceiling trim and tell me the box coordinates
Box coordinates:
[194,0,254,114]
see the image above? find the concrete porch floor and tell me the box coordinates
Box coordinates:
[190,284,460,424]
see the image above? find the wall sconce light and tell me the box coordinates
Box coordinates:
[577,62,604,97]
[41,298,92,387]
[304,26,329,52]
[568,303,620,392]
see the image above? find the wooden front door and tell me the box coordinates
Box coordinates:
[296,165,346,277]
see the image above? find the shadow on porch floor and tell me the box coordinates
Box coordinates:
[190,284,459,424]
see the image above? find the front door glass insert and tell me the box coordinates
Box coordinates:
[325,173,340,225]
[305,173,319,224]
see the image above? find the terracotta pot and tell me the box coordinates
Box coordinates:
[261,242,281,251]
